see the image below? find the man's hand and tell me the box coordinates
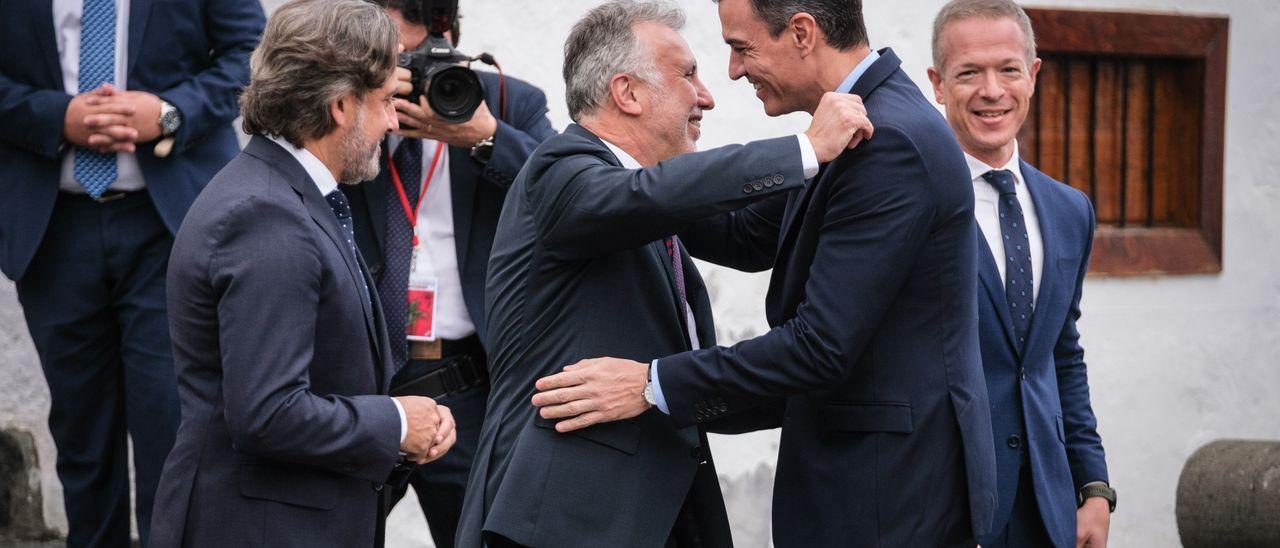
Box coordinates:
[1077,497,1111,548]
[64,85,139,153]
[394,95,497,149]
[86,88,164,144]
[531,357,650,433]
[395,395,442,464]
[805,92,874,162]
[422,405,456,464]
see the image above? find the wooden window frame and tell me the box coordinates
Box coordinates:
[1025,8,1228,276]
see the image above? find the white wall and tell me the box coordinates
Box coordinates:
[3,0,1277,546]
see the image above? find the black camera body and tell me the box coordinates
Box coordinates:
[397,0,484,124]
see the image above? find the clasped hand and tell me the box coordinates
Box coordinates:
[64,83,165,154]
[394,395,457,464]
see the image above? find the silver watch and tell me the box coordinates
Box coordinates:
[157,99,182,137]
[642,366,657,406]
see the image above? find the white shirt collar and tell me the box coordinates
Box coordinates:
[599,138,643,169]
[267,135,340,197]
[835,49,881,94]
[965,141,1025,187]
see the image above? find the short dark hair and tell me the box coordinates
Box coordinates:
[714,0,867,50]
[369,0,424,24]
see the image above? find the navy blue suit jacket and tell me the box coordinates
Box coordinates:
[344,71,556,344]
[0,0,264,281]
[152,137,403,547]
[656,49,998,547]
[979,160,1108,547]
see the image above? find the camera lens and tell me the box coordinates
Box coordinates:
[427,65,483,124]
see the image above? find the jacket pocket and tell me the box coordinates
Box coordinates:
[239,462,339,510]
[534,415,641,455]
[820,401,914,433]
[1055,415,1066,444]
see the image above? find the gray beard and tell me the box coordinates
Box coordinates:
[337,112,382,184]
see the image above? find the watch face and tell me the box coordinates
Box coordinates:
[472,143,493,164]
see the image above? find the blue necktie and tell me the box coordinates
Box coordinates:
[325,190,371,304]
[983,169,1035,352]
[382,139,423,367]
[75,0,118,198]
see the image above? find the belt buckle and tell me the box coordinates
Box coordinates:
[94,191,130,204]
[409,339,442,360]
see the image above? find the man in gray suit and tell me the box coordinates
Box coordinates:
[150,2,455,546]
[454,2,871,547]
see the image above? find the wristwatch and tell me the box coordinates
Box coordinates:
[642,363,657,407]
[157,99,182,137]
[1078,483,1117,513]
[470,134,494,164]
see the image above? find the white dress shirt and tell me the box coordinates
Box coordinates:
[267,136,407,444]
[387,136,476,340]
[53,0,146,193]
[967,143,1044,303]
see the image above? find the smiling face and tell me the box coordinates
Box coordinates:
[929,16,1040,166]
[635,21,715,159]
[338,68,399,184]
[718,0,809,116]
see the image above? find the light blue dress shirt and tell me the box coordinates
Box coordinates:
[650,49,881,414]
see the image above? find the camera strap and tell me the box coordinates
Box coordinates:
[387,140,447,247]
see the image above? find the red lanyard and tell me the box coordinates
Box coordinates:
[386,141,446,247]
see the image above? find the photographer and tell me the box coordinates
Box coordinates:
[343,2,556,546]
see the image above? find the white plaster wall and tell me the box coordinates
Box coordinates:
[3,0,1277,546]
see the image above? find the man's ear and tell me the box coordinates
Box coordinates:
[788,12,819,57]
[607,73,645,117]
[927,66,946,104]
[329,93,356,129]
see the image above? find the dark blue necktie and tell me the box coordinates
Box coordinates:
[325,189,370,304]
[75,0,118,198]
[382,139,423,367]
[983,169,1034,351]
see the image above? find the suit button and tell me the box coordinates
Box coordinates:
[753,181,764,191]
[1007,435,1021,449]
[1019,368,1027,381]
[717,403,728,413]
[772,173,784,185]
[742,184,753,193]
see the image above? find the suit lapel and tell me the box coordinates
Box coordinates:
[126,0,153,81]
[1019,162,1060,364]
[977,229,1020,354]
[450,146,476,269]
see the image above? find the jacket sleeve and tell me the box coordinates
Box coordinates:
[157,0,264,156]
[211,195,401,483]
[480,83,557,189]
[680,192,789,272]
[654,126,939,427]
[1055,195,1109,490]
[530,136,804,261]
[0,75,72,159]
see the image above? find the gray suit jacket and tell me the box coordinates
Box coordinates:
[150,136,403,547]
[455,124,805,548]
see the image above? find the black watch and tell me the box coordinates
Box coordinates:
[1078,483,1117,513]
[470,134,494,164]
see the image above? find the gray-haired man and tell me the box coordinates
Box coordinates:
[454,1,871,547]
[150,1,455,546]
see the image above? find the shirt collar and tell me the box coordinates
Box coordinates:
[600,138,643,169]
[965,141,1025,187]
[835,49,881,94]
[267,135,339,197]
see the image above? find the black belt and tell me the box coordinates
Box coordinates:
[390,335,488,399]
[60,189,144,204]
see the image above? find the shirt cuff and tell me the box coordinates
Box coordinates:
[796,133,820,180]
[650,359,670,414]
[391,397,407,443]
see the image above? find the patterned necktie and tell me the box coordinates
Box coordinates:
[75,0,118,198]
[325,189,370,305]
[664,235,690,338]
[382,139,423,367]
[983,169,1034,351]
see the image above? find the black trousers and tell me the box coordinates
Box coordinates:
[16,192,180,548]
[387,348,490,548]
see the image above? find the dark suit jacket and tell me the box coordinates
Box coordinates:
[456,124,807,548]
[344,72,556,344]
[0,0,264,281]
[150,137,404,547]
[655,49,999,547]
[979,161,1108,548]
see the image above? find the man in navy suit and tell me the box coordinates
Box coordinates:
[151,2,455,546]
[343,2,556,546]
[0,0,262,545]
[534,0,998,545]
[926,1,1113,546]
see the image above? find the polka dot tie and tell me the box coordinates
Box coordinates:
[382,139,423,367]
[325,190,371,306]
[74,0,118,199]
[983,169,1034,352]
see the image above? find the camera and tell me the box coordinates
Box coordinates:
[397,0,484,124]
